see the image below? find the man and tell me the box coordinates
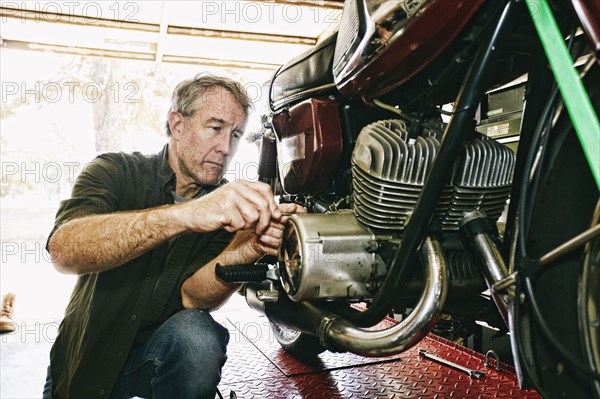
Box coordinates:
[44,75,301,398]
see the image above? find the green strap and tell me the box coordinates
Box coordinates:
[525,0,600,189]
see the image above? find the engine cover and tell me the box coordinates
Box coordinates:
[280,211,387,301]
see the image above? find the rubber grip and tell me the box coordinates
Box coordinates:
[215,263,269,283]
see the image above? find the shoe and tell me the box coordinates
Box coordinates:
[0,292,16,333]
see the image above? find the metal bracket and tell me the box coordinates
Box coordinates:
[484,349,502,372]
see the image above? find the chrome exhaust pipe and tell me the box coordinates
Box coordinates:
[248,236,448,357]
[459,210,524,384]
[318,236,448,357]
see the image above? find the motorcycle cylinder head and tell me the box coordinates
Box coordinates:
[351,119,515,232]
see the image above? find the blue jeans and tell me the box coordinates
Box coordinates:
[43,309,230,399]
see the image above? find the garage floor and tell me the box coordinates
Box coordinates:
[216,300,540,399]
[0,296,541,398]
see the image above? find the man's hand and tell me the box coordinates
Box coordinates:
[174,181,281,235]
[219,202,306,265]
[181,202,306,310]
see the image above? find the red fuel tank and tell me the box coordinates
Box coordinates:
[272,98,343,195]
[334,0,484,100]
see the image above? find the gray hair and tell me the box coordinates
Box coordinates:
[165,74,253,136]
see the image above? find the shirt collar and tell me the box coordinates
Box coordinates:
[158,143,228,195]
[158,143,175,192]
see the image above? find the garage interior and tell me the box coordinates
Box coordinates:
[2,1,598,398]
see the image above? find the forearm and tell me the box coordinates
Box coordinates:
[48,205,189,275]
[181,231,260,310]
[181,258,241,311]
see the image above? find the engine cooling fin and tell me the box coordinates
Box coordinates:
[441,138,515,230]
[351,119,515,232]
[351,119,452,231]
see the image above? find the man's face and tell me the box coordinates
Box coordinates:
[172,86,247,187]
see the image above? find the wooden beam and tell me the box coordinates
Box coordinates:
[161,55,280,70]
[0,6,159,32]
[2,39,281,70]
[167,26,315,45]
[2,39,156,61]
[0,6,318,44]
[251,0,344,10]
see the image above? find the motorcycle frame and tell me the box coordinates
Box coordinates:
[326,0,519,328]
[325,0,599,354]
[257,0,600,392]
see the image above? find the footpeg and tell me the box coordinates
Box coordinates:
[215,263,278,283]
[215,263,268,282]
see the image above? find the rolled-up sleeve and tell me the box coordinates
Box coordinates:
[46,154,124,250]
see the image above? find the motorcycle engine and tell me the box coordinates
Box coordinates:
[279,118,515,301]
[352,119,515,232]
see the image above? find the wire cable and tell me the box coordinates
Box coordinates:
[372,99,416,123]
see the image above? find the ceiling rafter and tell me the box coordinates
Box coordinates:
[251,0,344,10]
[3,39,155,61]
[0,7,159,32]
[2,39,281,70]
[167,26,315,45]
[0,6,318,44]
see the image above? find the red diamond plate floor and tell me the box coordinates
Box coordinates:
[217,311,541,398]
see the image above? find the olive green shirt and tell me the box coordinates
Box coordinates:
[46,144,232,399]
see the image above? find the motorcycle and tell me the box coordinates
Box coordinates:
[215,0,600,397]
